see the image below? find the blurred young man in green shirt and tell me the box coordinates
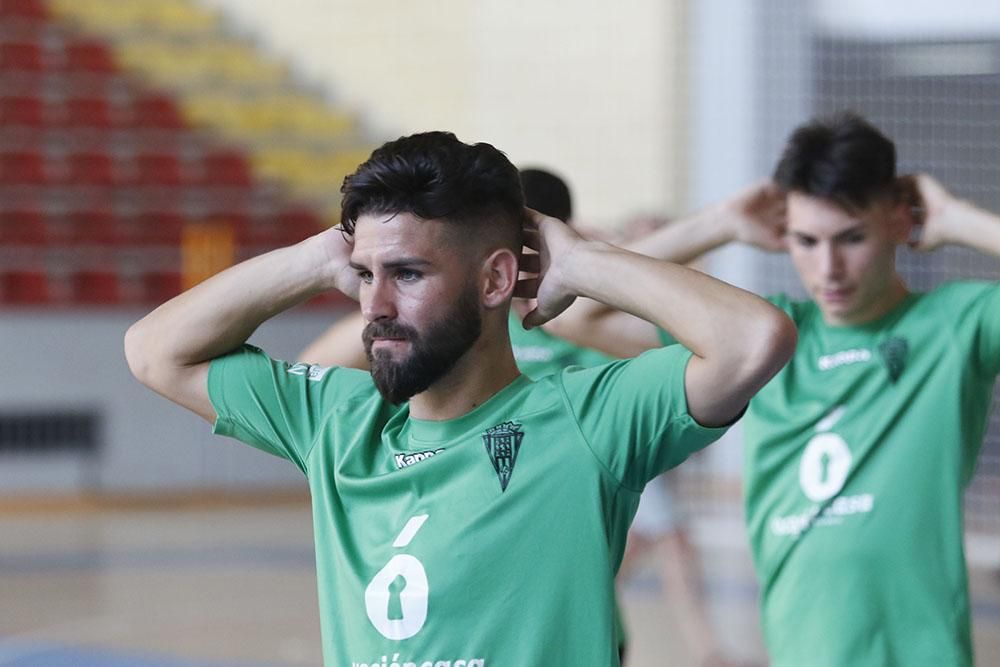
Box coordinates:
[555,113,1000,666]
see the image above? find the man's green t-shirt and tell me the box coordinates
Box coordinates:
[208,343,726,666]
[742,281,1000,667]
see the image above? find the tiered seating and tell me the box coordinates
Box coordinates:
[1,0,352,307]
[50,0,372,210]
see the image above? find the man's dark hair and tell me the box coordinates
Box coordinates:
[773,112,897,212]
[340,131,525,249]
[519,167,572,223]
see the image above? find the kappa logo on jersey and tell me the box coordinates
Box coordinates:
[817,348,872,371]
[482,421,524,492]
[286,362,332,382]
[878,336,908,382]
[394,448,445,469]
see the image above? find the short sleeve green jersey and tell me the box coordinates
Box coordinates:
[743,281,1000,667]
[208,343,727,666]
[508,313,614,378]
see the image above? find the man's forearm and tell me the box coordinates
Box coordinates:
[127,235,339,369]
[545,208,737,352]
[943,199,1000,257]
[563,241,774,361]
[626,204,737,264]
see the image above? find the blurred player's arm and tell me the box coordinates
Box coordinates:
[298,310,369,370]
[521,208,796,427]
[906,173,1000,257]
[545,183,787,358]
[124,227,358,423]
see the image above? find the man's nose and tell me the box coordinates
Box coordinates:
[362,278,397,322]
[819,244,845,281]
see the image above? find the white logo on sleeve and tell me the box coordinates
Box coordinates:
[286,363,332,381]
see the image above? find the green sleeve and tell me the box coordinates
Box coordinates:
[556,345,730,490]
[950,281,1000,377]
[207,344,374,472]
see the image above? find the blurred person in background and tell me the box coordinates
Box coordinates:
[124,131,795,666]
[299,166,744,666]
[554,112,1000,666]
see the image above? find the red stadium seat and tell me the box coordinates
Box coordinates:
[134,152,183,186]
[272,206,322,244]
[201,149,253,187]
[0,42,45,72]
[66,208,122,245]
[0,0,48,20]
[61,97,115,129]
[0,150,47,184]
[0,95,44,126]
[63,152,118,187]
[72,269,120,304]
[0,208,47,244]
[2,269,50,304]
[130,210,185,245]
[63,40,117,74]
[142,271,182,303]
[131,94,185,130]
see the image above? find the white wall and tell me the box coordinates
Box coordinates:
[201,0,687,225]
[0,311,341,493]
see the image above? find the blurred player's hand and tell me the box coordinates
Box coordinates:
[516,208,584,328]
[901,173,956,252]
[727,181,788,252]
[321,225,361,301]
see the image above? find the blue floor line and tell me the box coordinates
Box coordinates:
[0,640,278,667]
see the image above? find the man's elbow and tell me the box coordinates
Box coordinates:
[124,320,157,388]
[748,310,797,386]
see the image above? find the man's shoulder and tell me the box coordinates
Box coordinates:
[920,280,999,306]
[765,293,816,325]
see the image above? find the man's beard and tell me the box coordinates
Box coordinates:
[363,285,482,404]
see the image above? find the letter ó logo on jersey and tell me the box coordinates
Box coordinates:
[482,421,524,492]
[799,406,852,502]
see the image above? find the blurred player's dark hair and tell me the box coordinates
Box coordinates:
[519,167,573,223]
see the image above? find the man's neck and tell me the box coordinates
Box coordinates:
[408,339,521,422]
[824,276,910,327]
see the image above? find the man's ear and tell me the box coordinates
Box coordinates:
[480,248,519,309]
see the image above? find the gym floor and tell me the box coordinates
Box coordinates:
[0,502,997,666]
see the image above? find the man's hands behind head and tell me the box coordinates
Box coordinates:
[515,208,587,329]
[321,225,360,301]
[728,182,788,252]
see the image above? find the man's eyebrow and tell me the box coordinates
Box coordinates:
[380,258,432,270]
[832,223,866,240]
[349,258,432,271]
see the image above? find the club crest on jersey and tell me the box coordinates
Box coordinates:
[878,336,908,383]
[482,421,524,492]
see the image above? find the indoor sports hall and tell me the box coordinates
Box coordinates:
[2,1,999,665]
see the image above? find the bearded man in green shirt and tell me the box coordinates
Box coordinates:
[553,112,1000,666]
[124,131,794,666]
